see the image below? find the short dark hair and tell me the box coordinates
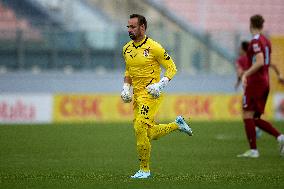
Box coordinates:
[241,41,249,52]
[130,14,147,30]
[250,14,265,29]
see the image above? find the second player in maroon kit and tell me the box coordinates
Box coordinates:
[244,32,270,115]
[235,41,250,90]
[238,14,284,158]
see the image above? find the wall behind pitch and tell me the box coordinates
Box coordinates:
[0,94,53,124]
[0,93,278,124]
[53,94,131,122]
[271,36,284,92]
[53,93,274,123]
[274,93,284,120]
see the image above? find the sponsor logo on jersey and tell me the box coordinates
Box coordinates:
[164,51,170,60]
[143,49,149,57]
[253,43,260,52]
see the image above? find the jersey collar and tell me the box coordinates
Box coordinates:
[132,36,148,49]
[252,33,260,40]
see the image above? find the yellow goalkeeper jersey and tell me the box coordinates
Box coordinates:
[122,36,177,95]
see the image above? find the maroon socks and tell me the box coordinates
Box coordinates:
[243,118,257,149]
[254,119,280,138]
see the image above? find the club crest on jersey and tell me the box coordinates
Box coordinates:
[164,51,170,60]
[253,43,260,52]
[143,49,149,57]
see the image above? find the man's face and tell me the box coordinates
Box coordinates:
[127,17,144,40]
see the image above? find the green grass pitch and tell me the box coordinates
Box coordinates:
[0,121,284,189]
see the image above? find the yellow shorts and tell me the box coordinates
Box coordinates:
[133,93,164,126]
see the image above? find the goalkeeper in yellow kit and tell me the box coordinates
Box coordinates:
[121,14,193,179]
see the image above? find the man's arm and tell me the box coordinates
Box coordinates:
[124,76,132,85]
[121,75,133,103]
[235,63,244,90]
[146,46,176,98]
[270,63,284,84]
[121,43,133,103]
[242,52,264,88]
[270,63,280,76]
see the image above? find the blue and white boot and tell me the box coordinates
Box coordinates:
[130,170,151,179]
[175,116,193,136]
[277,134,284,157]
[255,127,262,139]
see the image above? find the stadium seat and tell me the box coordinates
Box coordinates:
[163,0,284,35]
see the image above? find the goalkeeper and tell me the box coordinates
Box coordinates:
[121,14,193,179]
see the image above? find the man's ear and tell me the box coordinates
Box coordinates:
[141,24,146,32]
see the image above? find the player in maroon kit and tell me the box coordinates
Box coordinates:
[238,15,284,158]
[235,41,284,90]
[235,41,284,139]
[235,41,250,90]
[235,41,264,138]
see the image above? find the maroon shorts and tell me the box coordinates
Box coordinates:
[242,86,269,116]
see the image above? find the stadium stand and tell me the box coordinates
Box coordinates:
[0,0,237,74]
[163,0,284,51]
[0,0,119,71]
[2,0,282,93]
[0,2,43,70]
[0,3,41,40]
[163,0,284,34]
[83,0,235,74]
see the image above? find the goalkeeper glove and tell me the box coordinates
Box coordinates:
[121,83,132,103]
[146,77,169,98]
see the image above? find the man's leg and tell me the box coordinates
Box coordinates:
[237,110,259,158]
[148,122,179,140]
[243,111,257,150]
[254,118,284,156]
[132,95,161,174]
[134,118,151,172]
[254,118,281,137]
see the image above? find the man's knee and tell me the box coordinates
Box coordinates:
[134,117,152,128]
[134,117,148,135]
[242,110,254,119]
[136,141,148,149]
[253,112,261,119]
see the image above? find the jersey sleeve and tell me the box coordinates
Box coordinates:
[153,43,177,80]
[122,45,130,77]
[124,68,130,77]
[251,39,262,55]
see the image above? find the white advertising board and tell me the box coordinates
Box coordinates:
[274,93,284,120]
[0,94,53,124]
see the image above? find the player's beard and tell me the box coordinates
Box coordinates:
[128,32,136,40]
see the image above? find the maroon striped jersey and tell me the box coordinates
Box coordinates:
[246,34,271,87]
